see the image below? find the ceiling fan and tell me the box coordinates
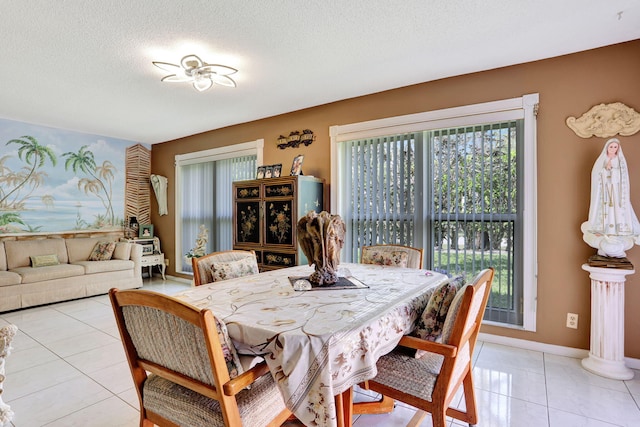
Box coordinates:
[152,54,237,92]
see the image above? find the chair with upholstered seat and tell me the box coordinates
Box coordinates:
[354,244,424,415]
[361,244,424,269]
[109,288,292,427]
[363,268,494,427]
[192,250,259,286]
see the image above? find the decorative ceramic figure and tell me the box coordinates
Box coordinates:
[582,138,640,257]
[297,211,346,286]
[185,224,209,259]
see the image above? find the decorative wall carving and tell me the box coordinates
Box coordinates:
[566,102,640,138]
[277,129,315,149]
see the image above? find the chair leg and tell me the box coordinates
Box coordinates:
[407,409,428,427]
[461,373,478,425]
[431,409,447,427]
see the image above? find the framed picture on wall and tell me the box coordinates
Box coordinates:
[290,155,304,176]
[139,224,154,238]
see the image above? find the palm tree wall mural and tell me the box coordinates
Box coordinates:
[0,117,146,234]
[63,145,117,226]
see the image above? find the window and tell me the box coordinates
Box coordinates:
[175,140,263,273]
[330,95,538,330]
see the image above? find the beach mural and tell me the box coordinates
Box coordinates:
[0,117,147,234]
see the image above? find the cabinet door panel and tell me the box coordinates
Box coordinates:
[263,251,296,268]
[235,201,261,244]
[265,200,294,246]
[265,182,294,198]
[236,185,260,199]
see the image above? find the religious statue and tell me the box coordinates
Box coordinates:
[582,138,640,258]
[297,211,346,286]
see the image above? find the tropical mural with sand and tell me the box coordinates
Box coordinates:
[0,117,146,234]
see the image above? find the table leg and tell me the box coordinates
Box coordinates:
[335,387,353,427]
[160,261,166,280]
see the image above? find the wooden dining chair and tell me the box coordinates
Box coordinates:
[109,288,292,427]
[192,249,259,286]
[361,244,424,269]
[363,268,494,427]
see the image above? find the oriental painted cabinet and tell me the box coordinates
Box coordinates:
[233,176,324,270]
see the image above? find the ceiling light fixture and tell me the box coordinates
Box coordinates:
[152,54,237,92]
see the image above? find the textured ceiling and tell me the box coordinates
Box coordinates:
[1,1,639,144]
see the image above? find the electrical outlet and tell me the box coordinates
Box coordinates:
[165,258,169,267]
[567,313,578,329]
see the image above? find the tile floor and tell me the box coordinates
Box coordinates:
[2,276,640,427]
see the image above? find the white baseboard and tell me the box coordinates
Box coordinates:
[164,274,192,284]
[478,333,640,370]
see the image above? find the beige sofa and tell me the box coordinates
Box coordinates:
[0,237,142,312]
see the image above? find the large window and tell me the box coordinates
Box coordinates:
[331,95,538,330]
[175,140,263,273]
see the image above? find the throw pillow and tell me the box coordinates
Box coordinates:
[210,257,259,282]
[214,316,244,379]
[88,241,116,261]
[112,242,132,260]
[361,249,408,267]
[413,275,465,358]
[30,254,60,268]
[440,283,470,344]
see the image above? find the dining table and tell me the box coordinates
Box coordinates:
[172,262,449,427]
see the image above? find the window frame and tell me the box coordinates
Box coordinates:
[330,95,538,331]
[174,139,264,274]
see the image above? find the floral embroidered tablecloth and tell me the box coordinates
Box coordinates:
[173,263,448,427]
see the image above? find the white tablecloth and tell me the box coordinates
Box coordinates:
[173,262,448,427]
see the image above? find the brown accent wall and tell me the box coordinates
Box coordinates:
[151,40,640,357]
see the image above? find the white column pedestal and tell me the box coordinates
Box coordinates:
[581,264,634,380]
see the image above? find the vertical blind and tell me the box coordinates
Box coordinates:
[428,121,522,325]
[340,120,523,326]
[341,133,419,262]
[180,155,256,272]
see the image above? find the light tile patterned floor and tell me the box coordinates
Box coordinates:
[2,276,640,426]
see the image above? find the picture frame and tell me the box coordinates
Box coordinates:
[290,154,304,176]
[272,163,282,178]
[141,244,154,255]
[139,224,154,238]
[256,166,266,179]
[264,165,273,178]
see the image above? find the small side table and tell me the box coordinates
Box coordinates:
[581,264,634,380]
[141,253,166,280]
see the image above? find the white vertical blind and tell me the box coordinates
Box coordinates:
[341,133,417,262]
[331,94,538,331]
[179,155,256,272]
[429,122,521,325]
[181,162,214,272]
[175,139,262,274]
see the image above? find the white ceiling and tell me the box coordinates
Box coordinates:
[1,1,639,144]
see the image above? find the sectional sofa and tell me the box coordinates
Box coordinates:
[0,236,142,312]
